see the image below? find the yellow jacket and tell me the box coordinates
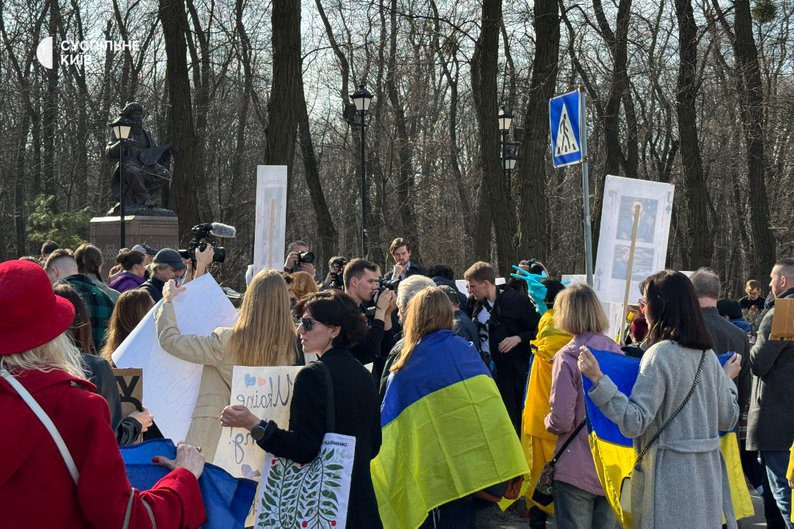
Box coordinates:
[522,310,572,439]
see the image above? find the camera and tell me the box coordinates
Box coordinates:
[378,277,401,292]
[297,251,315,265]
[178,222,235,264]
[327,257,348,289]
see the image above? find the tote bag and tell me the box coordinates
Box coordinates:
[254,362,356,529]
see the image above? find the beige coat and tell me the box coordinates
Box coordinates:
[155,302,234,461]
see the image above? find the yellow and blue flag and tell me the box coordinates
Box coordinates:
[372,329,528,529]
[581,348,754,528]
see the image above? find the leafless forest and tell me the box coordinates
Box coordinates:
[1,0,792,294]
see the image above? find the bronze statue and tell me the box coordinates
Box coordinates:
[106,102,173,215]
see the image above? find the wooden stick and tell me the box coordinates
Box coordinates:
[619,203,642,345]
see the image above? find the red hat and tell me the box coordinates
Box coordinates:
[0,260,75,356]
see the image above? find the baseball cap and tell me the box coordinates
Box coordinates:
[131,243,158,256]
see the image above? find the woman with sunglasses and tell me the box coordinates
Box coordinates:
[155,268,296,461]
[220,290,382,529]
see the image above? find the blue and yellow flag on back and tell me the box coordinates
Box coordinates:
[582,348,754,528]
[372,330,528,529]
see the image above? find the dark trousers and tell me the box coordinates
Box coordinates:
[493,355,529,435]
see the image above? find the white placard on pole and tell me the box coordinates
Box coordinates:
[593,175,675,305]
[246,165,288,284]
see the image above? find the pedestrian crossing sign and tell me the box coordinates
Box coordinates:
[549,91,584,167]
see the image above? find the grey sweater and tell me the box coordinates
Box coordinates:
[589,340,739,529]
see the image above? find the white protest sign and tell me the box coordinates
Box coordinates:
[214,365,302,479]
[455,277,506,296]
[593,175,675,304]
[561,274,587,286]
[246,165,287,284]
[112,274,238,441]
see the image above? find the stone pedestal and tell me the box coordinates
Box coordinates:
[90,215,180,279]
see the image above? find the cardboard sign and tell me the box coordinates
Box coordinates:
[213,366,302,479]
[770,298,794,341]
[113,368,143,418]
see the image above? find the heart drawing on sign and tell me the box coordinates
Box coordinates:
[244,373,256,387]
[257,377,267,386]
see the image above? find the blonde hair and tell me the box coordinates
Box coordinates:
[553,283,608,335]
[391,287,453,372]
[289,271,319,301]
[226,269,297,366]
[1,333,86,379]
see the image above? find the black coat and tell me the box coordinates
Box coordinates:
[747,288,794,451]
[472,287,540,364]
[257,348,383,529]
[700,307,752,414]
[138,276,165,303]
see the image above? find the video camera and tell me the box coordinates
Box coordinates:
[178,222,236,264]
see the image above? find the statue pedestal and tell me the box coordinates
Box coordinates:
[90,215,180,279]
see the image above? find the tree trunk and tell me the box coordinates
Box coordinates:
[472,0,516,274]
[733,0,776,279]
[297,80,338,268]
[42,0,61,200]
[264,0,300,177]
[673,0,712,267]
[387,0,419,256]
[517,0,559,262]
[159,0,205,238]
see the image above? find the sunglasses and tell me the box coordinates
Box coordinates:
[300,317,320,331]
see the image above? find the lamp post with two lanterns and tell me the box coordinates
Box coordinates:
[498,106,521,190]
[109,116,134,249]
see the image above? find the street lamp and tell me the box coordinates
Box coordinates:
[350,84,373,257]
[109,116,133,249]
[498,107,519,189]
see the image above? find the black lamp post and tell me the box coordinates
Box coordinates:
[350,84,373,257]
[498,107,519,189]
[109,116,133,249]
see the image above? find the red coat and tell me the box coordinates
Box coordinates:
[0,369,207,529]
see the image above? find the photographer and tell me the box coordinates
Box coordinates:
[283,240,317,277]
[322,255,347,290]
[343,258,397,380]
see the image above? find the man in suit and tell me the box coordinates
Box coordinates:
[465,261,539,434]
[388,237,425,280]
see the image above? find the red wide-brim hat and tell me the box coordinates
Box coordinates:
[0,260,75,356]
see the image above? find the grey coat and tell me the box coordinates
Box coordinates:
[747,289,794,451]
[589,340,740,529]
[701,307,752,414]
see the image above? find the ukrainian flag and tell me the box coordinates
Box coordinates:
[582,348,754,528]
[372,329,529,529]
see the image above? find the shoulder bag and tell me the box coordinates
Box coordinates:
[531,418,587,506]
[619,349,707,514]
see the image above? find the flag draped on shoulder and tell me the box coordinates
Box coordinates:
[581,348,753,528]
[372,329,528,529]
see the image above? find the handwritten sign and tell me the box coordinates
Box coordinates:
[112,274,239,441]
[213,366,302,479]
[113,368,143,418]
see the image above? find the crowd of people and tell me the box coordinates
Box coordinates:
[1,236,793,529]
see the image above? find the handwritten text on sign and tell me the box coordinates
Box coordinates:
[213,365,302,479]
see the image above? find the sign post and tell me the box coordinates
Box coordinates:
[550,87,593,286]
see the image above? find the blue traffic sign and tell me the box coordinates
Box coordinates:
[549,91,584,167]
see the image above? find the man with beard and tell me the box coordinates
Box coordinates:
[105,102,171,211]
